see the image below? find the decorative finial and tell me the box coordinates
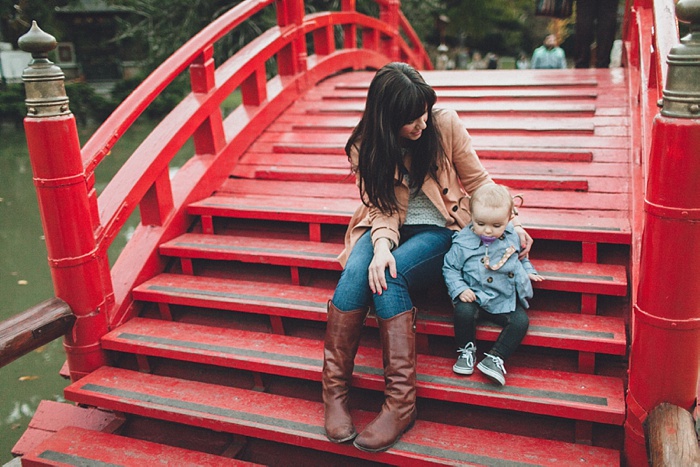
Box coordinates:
[661,0,700,118]
[18,21,57,58]
[17,21,70,118]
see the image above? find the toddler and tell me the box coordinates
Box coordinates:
[443,184,544,385]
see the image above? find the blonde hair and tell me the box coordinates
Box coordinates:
[469,184,514,214]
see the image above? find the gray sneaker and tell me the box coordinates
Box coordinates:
[453,342,476,375]
[477,353,507,386]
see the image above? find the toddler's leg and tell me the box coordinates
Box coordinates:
[488,305,529,360]
[452,300,479,375]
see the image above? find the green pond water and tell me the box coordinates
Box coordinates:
[0,118,192,463]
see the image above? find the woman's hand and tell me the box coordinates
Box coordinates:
[514,225,533,259]
[368,238,397,294]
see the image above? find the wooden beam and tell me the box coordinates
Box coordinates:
[645,403,700,467]
[0,297,74,368]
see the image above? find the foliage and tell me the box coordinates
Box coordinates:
[0,0,71,46]
[65,81,115,126]
[0,83,25,128]
[443,0,546,55]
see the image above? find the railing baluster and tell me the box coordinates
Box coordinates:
[341,0,357,49]
[191,46,226,155]
[241,65,268,106]
[139,167,174,227]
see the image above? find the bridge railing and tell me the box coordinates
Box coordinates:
[18,0,430,379]
[81,0,430,323]
[624,0,678,178]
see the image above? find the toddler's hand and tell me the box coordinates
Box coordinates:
[458,289,476,302]
[529,273,545,282]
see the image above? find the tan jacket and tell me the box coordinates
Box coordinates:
[338,108,493,267]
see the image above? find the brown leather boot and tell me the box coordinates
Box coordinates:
[322,301,367,443]
[353,308,417,452]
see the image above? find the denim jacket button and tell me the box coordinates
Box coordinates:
[487,277,493,283]
[508,272,514,278]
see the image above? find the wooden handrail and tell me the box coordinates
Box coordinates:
[0,298,74,368]
[645,403,700,466]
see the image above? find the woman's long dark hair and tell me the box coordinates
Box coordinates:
[345,62,445,215]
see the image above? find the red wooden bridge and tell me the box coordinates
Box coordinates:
[6,0,700,465]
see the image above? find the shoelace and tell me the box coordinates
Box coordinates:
[456,343,476,366]
[484,352,507,374]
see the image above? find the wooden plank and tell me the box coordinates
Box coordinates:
[260,131,631,151]
[103,318,626,425]
[301,100,598,115]
[22,426,255,467]
[231,164,591,191]
[235,153,628,177]
[322,88,599,100]
[133,273,627,355]
[269,116,596,134]
[189,193,631,244]
[159,233,627,296]
[216,180,629,212]
[64,367,621,465]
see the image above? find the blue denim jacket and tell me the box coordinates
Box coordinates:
[443,223,537,314]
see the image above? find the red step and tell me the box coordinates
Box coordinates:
[64,366,621,465]
[22,426,257,466]
[103,318,626,425]
[159,234,628,296]
[132,273,627,355]
[189,192,631,244]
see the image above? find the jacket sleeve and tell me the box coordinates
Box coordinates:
[443,235,470,300]
[440,109,492,196]
[520,256,538,275]
[349,145,401,248]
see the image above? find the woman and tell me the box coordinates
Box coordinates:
[322,62,533,452]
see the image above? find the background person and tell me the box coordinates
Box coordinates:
[531,34,567,69]
[574,0,619,68]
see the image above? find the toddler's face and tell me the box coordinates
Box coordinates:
[471,203,511,240]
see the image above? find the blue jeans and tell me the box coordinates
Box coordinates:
[332,224,453,319]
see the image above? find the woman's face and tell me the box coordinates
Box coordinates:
[399,111,428,141]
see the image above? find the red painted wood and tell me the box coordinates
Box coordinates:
[11,400,123,458]
[23,426,257,466]
[190,191,631,244]
[64,367,621,465]
[102,318,626,424]
[157,233,626,296]
[132,273,626,355]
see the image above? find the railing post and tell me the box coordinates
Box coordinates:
[276,0,307,75]
[379,0,400,61]
[625,1,700,465]
[18,22,109,381]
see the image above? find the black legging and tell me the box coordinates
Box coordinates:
[453,300,529,361]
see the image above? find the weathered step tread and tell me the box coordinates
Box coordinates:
[103,318,626,425]
[65,366,620,465]
[159,233,628,296]
[133,273,627,355]
[189,193,631,244]
[22,426,256,466]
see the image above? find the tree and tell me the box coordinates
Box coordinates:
[0,0,71,46]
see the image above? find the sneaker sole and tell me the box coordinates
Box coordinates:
[452,364,474,375]
[477,362,506,386]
